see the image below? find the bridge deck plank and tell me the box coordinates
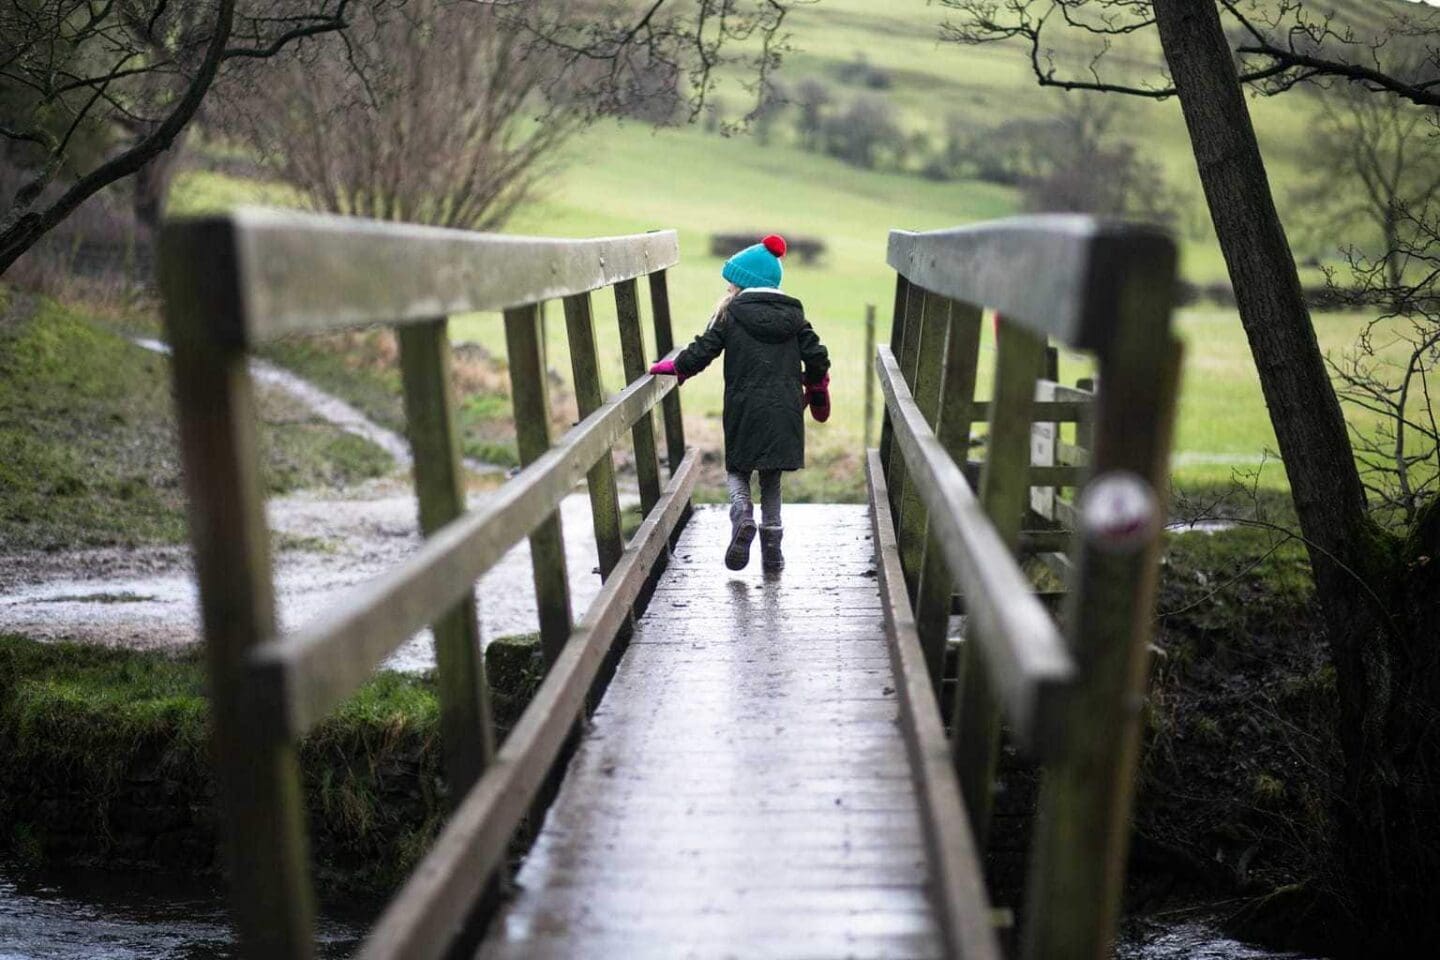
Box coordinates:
[477,505,945,959]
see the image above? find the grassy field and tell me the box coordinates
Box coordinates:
[0,286,394,549]
[169,0,1434,499]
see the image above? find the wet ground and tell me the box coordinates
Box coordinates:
[0,483,623,671]
[0,867,365,959]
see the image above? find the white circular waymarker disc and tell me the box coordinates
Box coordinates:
[1079,472,1160,551]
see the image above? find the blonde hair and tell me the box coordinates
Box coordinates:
[709,282,741,328]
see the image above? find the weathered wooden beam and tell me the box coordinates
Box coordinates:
[355,451,700,960]
[247,370,677,740]
[898,292,951,599]
[954,318,1048,846]
[160,210,679,346]
[879,273,910,497]
[564,292,625,582]
[1019,529,1075,554]
[887,216,1176,353]
[888,280,928,557]
[615,278,663,515]
[874,345,1074,754]
[1022,339,1182,960]
[647,270,687,476]
[505,304,574,668]
[863,303,877,449]
[397,319,494,798]
[865,451,1003,960]
[965,400,1089,423]
[913,301,983,693]
[959,460,1087,489]
[159,227,314,959]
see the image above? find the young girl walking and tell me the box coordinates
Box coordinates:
[649,234,831,573]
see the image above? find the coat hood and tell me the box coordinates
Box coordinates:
[727,290,806,344]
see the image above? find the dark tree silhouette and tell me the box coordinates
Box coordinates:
[943,0,1440,946]
[0,0,799,275]
[224,0,582,231]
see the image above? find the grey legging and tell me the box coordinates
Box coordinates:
[726,469,782,527]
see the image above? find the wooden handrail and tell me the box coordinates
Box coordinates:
[887,216,1175,352]
[866,451,1002,960]
[875,344,1075,753]
[881,213,1181,960]
[160,209,680,347]
[247,362,679,740]
[357,450,700,960]
[160,206,692,959]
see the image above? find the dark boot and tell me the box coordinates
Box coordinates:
[759,524,784,572]
[725,502,757,570]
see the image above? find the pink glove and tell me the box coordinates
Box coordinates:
[649,358,687,385]
[806,374,831,423]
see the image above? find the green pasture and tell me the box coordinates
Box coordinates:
[168,0,1430,496]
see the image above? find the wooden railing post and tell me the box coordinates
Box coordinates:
[886,280,927,538]
[912,301,983,691]
[863,303,877,449]
[504,304,574,666]
[564,292,626,582]
[615,279,663,516]
[1023,341,1181,960]
[953,316,1048,846]
[160,230,314,959]
[647,269,687,475]
[879,274,910,480]
[897,292,951,600]
[397,319,495,797]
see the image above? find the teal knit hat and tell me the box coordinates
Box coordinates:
[722,234,787,289]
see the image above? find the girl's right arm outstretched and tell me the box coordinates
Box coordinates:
[672,316,728,379]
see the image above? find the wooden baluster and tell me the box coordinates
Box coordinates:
[886,282,926,524]
[879,274,910,488]
[911,301,983,693]
[647,269,687,475]
[564,292,626,584]
[863,303,877,450]
[952,315,1047,847]
[160,231,314,959]
[504,303,574,667]
[896,292,951,599]
[615,278,663,516]
[398,318,495,797]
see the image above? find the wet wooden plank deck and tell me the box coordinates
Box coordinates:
[478,504,944,960]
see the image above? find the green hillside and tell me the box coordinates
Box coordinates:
[170,0,1433,494]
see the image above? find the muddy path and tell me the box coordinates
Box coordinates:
[1,338,618,671]
[0,482,621,672]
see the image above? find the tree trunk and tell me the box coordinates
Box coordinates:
[1151,1,1437,946]
[131,133,188,281]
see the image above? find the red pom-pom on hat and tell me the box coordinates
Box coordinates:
[761,234,787,258]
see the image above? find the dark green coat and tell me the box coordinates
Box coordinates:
[675,290,830,473]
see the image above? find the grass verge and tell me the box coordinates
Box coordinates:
[0,288,393,551]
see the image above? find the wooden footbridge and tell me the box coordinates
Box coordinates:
[159,209,1179,959]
